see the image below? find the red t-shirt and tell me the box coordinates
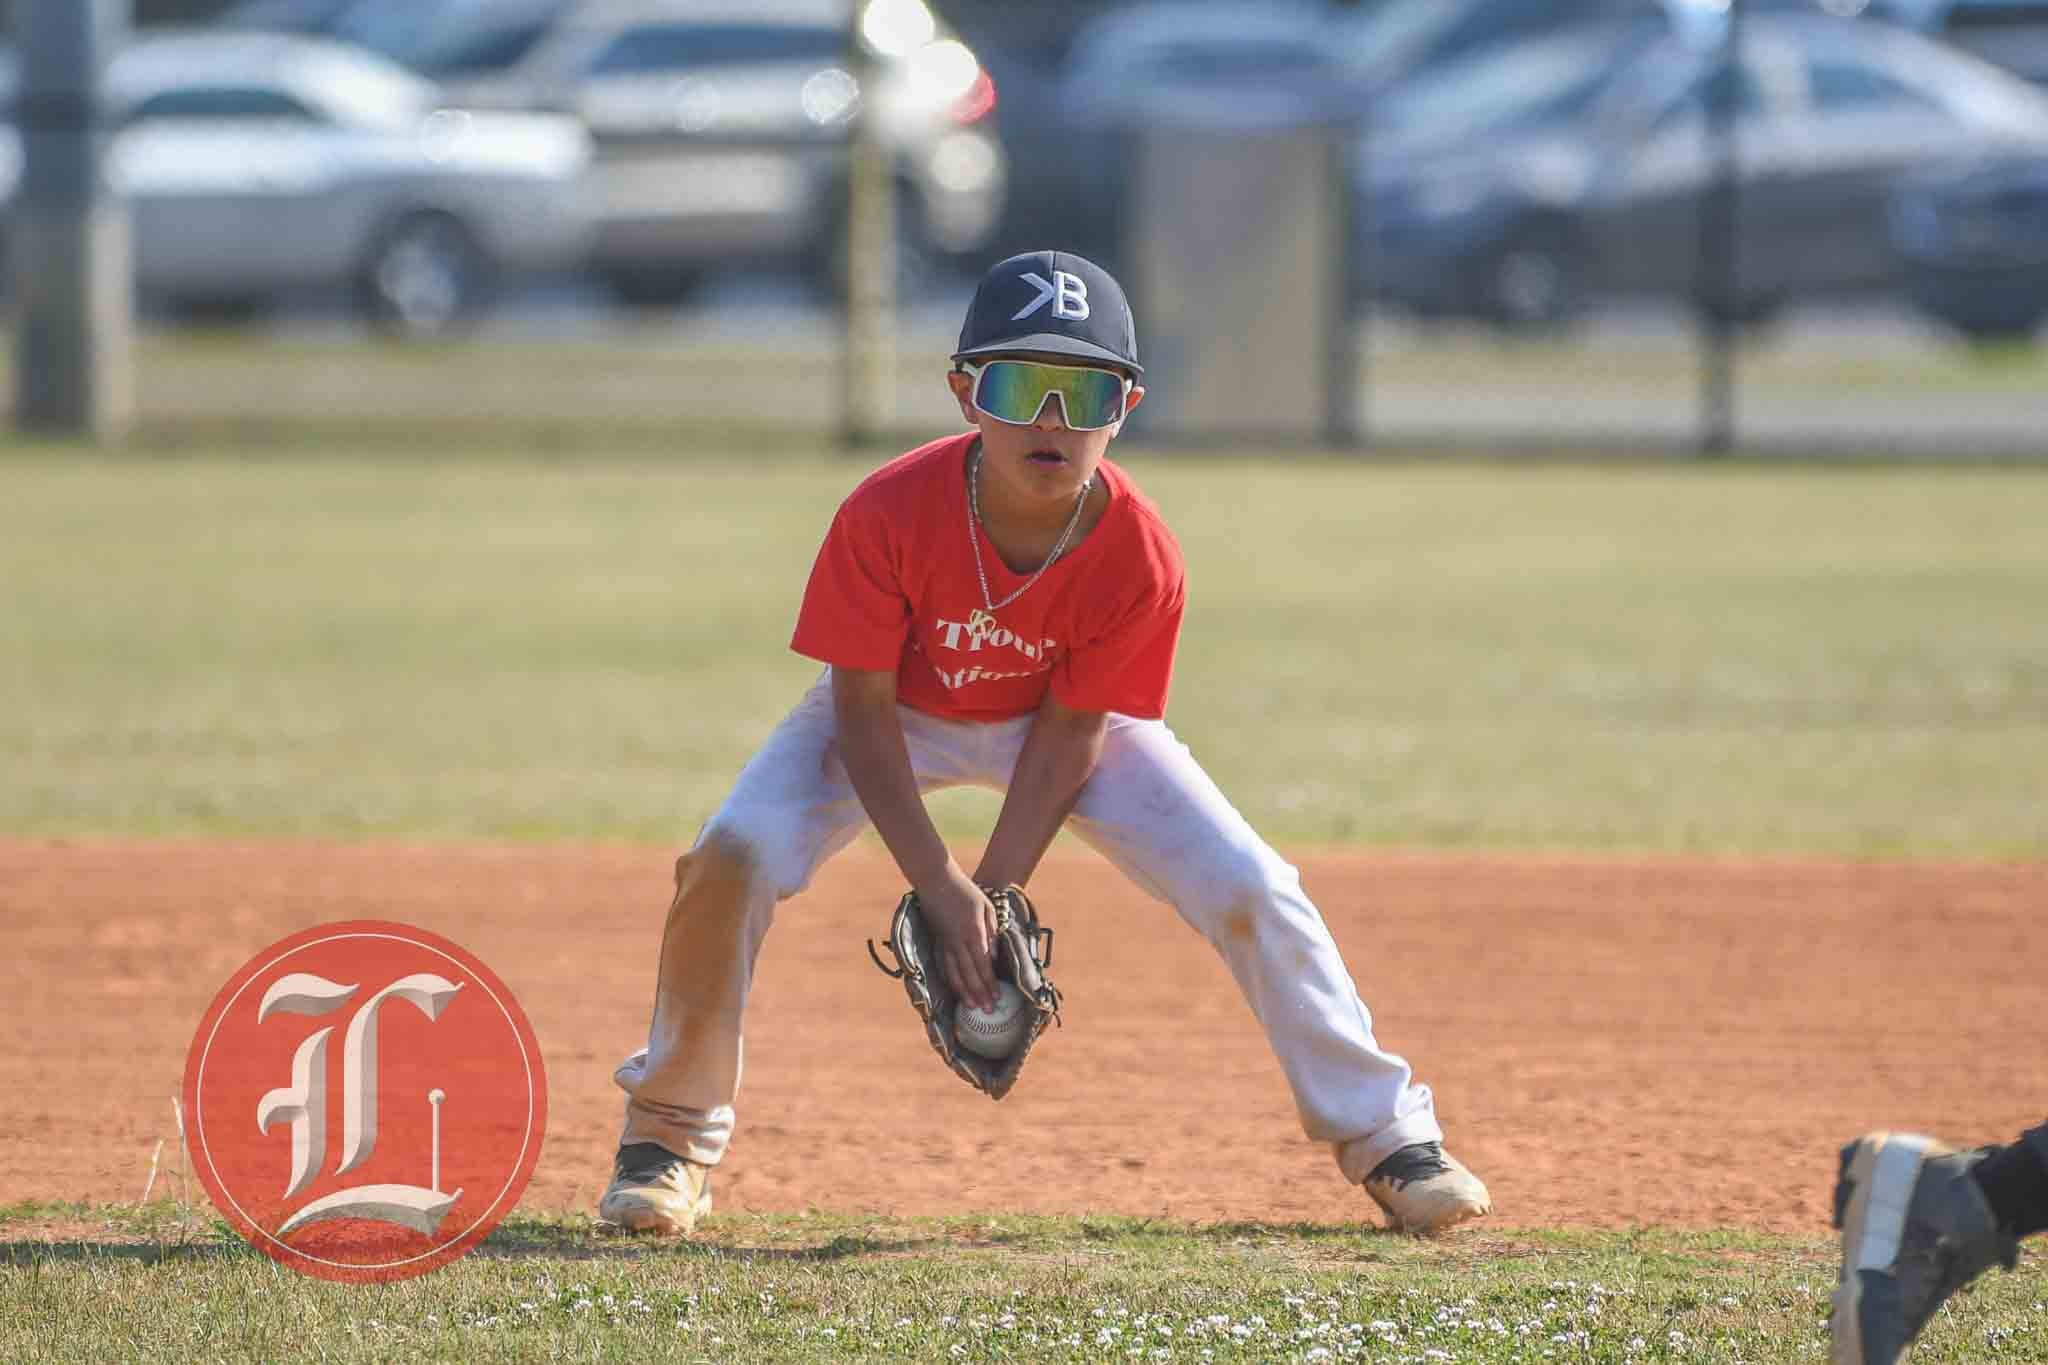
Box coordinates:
[791,432,1185,722]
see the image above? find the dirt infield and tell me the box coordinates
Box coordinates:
[5,839,2041,1234]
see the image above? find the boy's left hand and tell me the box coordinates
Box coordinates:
[917,872,1001,1012]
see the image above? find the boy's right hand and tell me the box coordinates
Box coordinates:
[916,871,1000,1013]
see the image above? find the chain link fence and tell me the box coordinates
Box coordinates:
[8,0,2047,457]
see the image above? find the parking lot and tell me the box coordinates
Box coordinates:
[10,0,2048,455]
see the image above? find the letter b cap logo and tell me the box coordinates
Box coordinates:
[183,920,547,1283]
[951,249,1142,375]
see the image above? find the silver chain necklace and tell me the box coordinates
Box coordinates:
[966,446,1092,619]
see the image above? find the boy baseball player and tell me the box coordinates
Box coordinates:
[600,250,1491,1236]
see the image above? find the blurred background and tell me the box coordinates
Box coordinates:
[7,0,2048,455]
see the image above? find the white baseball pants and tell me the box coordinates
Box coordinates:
[614,672,1442,1184]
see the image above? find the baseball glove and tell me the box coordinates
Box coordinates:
[866,883,1061,1100]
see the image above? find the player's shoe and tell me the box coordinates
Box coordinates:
[1363,1142,1492,1234]
[1830,1132,2017,1365]
[598,1142,713,1235]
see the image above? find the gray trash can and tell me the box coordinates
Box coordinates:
[1124,120,1357,446]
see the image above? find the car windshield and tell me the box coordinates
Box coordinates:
[1845,29,2048,128]
[1343,0,1660,75]
[1132,36,1336,85]
[582,23,849,76]
[1343,0,1474,74]
[216,0,358,31]
[334,0,565,74]
[1374,28,1643,144]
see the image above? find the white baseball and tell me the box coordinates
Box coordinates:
[955,981,1031,1059]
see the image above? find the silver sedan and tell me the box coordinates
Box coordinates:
[2,33,594,336]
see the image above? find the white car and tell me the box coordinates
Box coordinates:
[1,33,593,336]
[434,0,1006,306]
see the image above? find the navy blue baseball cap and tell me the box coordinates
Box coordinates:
[952,250,1142,376]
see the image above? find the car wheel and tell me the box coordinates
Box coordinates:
[159,295,274,328]
[1941,308,2045,348]
[1488,231,1582,331]
[599,264,706,310]
[1697,290,1783,334]
[356,211,491,340]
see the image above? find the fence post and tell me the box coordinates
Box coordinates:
[839,5,895,451]
[1697,0,1743,457]
[13,0,134,440]
[1324,118,1363,451]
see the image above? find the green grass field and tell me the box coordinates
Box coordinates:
[4,1205,2043,1364]
[2,449,2043,852]
[5,437,2047,1360]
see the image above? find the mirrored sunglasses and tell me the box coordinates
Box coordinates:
[962,359,1132,432]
